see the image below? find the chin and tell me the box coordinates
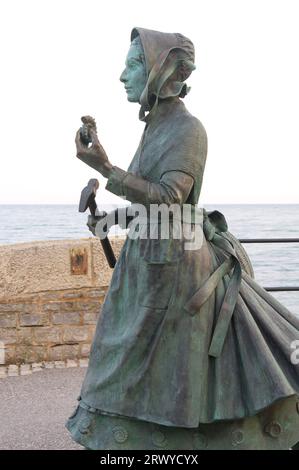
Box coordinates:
[126,93,139,103]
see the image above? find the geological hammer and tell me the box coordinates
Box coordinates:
[79,178,116,268]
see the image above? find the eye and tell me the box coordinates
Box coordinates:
[128,60,141,69]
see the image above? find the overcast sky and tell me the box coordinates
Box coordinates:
[0,0,298,205]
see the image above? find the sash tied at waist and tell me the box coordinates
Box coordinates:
[184,210,242,358]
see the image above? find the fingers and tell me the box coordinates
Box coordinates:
[75,128,83,147]
[89,127,100,147]
[75,128,90,156]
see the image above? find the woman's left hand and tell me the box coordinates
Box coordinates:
[75,126,113,178]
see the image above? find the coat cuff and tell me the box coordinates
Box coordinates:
[105,166,129,197]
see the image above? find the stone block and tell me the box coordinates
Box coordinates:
[15,346,47,364]
[17,327,34,345]
[81,343,91,357]
[0,313,16,328]
[1,345,15,365]
[52,311,81,325]
[49,344,79,361]
[20,313,49,327]
[33,326,62,344]
[0,304,23,312]
[54,360,66,368]
[44,302,78,312]
[0,328,17,344]
[8,364,19,376]
[60,291,85,300]
[79,358,89,368]
[63,326,90,343]
[66,359,78,368]
[44,361,55,369]
[32,362,43,372]
[83,311,99,324]
[0,366,7,378]
[20,364,32,376]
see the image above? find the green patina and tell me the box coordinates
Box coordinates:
[67,27,299,450]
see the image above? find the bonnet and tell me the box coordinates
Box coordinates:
[130,27,196,121]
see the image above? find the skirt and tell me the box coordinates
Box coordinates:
[66,214,299,449]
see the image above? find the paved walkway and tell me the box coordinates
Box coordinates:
[0,368,86,449]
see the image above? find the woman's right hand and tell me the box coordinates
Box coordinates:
[86,214,98,236]
[86,211,108,235]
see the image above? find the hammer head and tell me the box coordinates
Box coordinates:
[79,178,99,216]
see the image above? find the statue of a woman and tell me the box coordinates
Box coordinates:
[66,27,299,450]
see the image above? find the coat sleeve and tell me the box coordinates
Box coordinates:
[105,167,194,206]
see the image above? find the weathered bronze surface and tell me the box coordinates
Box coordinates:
[66,27,299,449]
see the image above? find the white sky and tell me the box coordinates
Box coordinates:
[0,0,299,205]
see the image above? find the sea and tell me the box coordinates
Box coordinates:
[0,204,298,314]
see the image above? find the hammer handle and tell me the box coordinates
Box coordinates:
[100,238,116,268]
[91,213,116,268]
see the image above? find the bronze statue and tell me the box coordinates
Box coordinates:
[66,27,299,450]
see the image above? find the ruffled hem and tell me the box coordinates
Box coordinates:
[66,396,299,450]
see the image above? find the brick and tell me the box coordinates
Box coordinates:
[33,326,62,344]
[49,344,79,361]
[83,311,99,324]
[15,346,47,364]
[63,326,90,343]
[8,364,19,376]
[52,311,81,325]
[20,313,49,327]
[0,328,17,344]
[20,364,32,376]
[81,343,91,357]
[0,313,16,328]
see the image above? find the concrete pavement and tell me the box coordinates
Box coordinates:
[0,368,86,449]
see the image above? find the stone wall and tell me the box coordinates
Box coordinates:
[0,237,125,365]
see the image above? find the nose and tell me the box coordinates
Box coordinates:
[119,68,127,83]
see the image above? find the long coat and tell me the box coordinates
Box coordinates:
[76,97,299,428]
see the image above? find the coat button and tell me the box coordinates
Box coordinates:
[231,429,244,446]
[193,432,208,449]
[112,426,128,443]
[264,421,282,438]
[152,431,167,447]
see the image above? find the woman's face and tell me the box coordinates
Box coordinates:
[120,41,147,103]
